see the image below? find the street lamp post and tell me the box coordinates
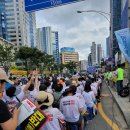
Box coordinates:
[77,10,110,22]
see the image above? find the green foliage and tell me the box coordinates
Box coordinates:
[65,61,77,74]
[15,46,55,73]
[0,44,14,73]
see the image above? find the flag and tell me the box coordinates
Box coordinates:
[115,28,130,64]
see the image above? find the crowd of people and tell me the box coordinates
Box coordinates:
[0,69,104,130]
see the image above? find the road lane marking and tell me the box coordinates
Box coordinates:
[98,103,120,130]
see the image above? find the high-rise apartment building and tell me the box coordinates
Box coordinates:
[42,27,53,55]
[36,28,43,51]
[110,0,121,56]
[106,36,111,58]
[80,60,87,71]
[29,13,36,48]
[97,44,102,65]
[0,1,7,40]
[0,0,36,48]
[88,53,92,66]
[52,31,60,64]
[121,0,128,28]
[91,42,96,65]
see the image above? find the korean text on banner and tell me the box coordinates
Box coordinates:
[115,28,130,64]
[18,98,48,130]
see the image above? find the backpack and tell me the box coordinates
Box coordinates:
[52,94,62,109]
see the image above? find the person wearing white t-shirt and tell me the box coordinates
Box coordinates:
[25,75,39,102]
[82,80,97,119]
[60,87,83,129]
[91,78,98,96]
[2,76,35,108]
[35,91,64,130]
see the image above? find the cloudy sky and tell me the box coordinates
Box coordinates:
[36,0,110,60]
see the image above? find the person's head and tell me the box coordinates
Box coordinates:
[84,80,92,92]
[39,83,47,91]
[117,64,121,68]
[62,86,76,96]
[6,85,16,98]
[69,85,77,94]
[65,80,71,86]
[60,78,65,82]
[28,83,34,91]
[74,72,77,75]
[35,91,54,110]
[71,80,78,86]
[54,84,63,92]
[91,77,96,83]
[12,76,19,85]
[44,81,51,88]
[0,69,14,92]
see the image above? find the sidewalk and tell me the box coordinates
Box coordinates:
[105,82,130,128]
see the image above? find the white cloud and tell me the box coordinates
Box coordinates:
[36,0,110,60]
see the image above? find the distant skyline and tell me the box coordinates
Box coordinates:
[36,0,110,60]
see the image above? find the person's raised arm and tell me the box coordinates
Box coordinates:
[23,76,35,93]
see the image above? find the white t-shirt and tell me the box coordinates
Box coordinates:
[76,85,84,94]
[25,89,37,102]
[41,107,64,130]
[97,78,102,84]
[91,84,97,95]
[75,93,86,112]
[60,96,83,122]
[82,91,95,107]
[2,91,25,107]
[61,86,69,93]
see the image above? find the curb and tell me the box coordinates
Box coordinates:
[104,81,130,128]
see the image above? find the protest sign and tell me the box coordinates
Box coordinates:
[18,98,48,130]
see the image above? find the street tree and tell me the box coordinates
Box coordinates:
[0,44,14,73]
[65,61,77,74]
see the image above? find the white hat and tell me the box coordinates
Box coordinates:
[35,91,54,107]
[71,80,78,86]
[0,69,14,84]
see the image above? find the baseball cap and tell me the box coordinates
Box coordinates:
[0,68,14,84]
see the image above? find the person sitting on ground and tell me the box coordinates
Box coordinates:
[35,91,64,130]
[0,68,20,130]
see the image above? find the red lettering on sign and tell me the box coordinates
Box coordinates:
[27,100,34,108]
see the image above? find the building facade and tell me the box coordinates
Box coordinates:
[61,51,79,64]
[52,31,60,64]
[29,13,36,48]
[36,28,43,51]
[88,53,92,66]
[110,0,121,56]
[97,44,102,65]
[61,47,75,53]
[0,0,7,40]
[0,0,36,48]
[42,27,53,55]
[80,60,87,71]
[91,42,96,65]
[106,36,111,58]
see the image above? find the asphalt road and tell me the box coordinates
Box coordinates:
[86,82,129,130]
